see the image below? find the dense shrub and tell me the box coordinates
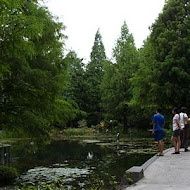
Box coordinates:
[0,165,19,183]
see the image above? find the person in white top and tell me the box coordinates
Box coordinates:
[179,107,190,152]
[171,107,181,154]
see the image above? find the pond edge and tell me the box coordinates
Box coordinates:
[121,148,173,187]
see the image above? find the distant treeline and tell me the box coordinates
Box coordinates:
[1,0,190,139]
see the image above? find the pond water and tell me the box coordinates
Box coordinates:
[2,137,159,189]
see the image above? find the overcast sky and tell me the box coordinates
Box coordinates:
[44,0,165,62]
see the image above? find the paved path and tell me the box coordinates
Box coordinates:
[125,148,190,190]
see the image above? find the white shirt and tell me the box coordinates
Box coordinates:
[179,112,188,129]
[173,114,180,131]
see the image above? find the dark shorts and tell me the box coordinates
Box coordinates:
[185,124,190,129]
[173,129,180,137]
[154,130,164,141]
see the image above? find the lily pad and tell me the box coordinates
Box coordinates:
[18,166,91,184]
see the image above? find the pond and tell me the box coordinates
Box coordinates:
[1,137,160,189]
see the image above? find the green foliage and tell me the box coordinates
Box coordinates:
[125,177,133,185]
[78,119,87,128]
[64,127,96,136]
[61,51,87,127]
[85,29,107,126]
[100,60,117,119]
[18,180,70,190]
[53,99,85,128]
[0,165,19,183]
[63,51,87,110]
[127,128,152,138]
[149,0,190,108]
[84,172,118,190]
[0,0,72,138]
[131,38,157,108]
[2,0,190,141]
[17,172,117,190]
[129,38,160,123]
[101,21,139,131]
[88,29,106,72]
[129,0,190,124]
[164,128,173,139]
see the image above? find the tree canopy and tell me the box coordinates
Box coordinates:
[101,21,139,131]
[149,0,190,109]
[0,0,68,139]
[2,0,190,136]
[85,29,106,126]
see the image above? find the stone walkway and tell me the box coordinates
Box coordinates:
[125,147,190,190]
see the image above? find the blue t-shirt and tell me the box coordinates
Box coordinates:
[152,113,165,131]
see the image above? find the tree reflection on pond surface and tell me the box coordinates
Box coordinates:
[9,138,157,189]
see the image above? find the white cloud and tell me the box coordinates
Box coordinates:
[44,0,165,62]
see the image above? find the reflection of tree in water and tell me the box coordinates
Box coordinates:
[12,140,112,171]
[11,139,154,189]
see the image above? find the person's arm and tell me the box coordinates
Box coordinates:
[153,123,155,131]
[152,115,155,133]
[177,115,181,129]
[184,113,189,123]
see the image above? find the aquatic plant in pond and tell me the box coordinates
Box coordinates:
[18,166,91,184]
[7,139,155,189]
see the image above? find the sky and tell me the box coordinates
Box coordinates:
[43,0,166,63]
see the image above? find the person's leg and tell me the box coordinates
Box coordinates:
[157,141,160,154]
[171,136,177,152]
[176,136,181,152]
[186,127,189,149]
[158,140,161,153]
[183,127,188,150]
[180,129,184,148]
[161,140,164,154]
[155,131,160,154]
[158,140,164,155]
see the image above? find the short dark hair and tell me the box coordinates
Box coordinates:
[157,108,162,113]
[181,107,187,113]
[173,107,179,114]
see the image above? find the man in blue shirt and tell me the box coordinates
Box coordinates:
[152,108,165,156]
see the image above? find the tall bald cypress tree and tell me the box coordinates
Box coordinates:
[149,0,190,109]
[85,29,106,126]
[101,21,139,132]
[0,0,68,138]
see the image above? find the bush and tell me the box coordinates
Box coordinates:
[78,119,87,128]
[0,165,19,183]
[127,128,151,138]
[164,128,173,138]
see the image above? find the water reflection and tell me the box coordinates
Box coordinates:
[8,139,156,189]
[87,152,93,160]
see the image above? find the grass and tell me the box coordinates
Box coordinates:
[64,127,97,136]
[61,127,154,142]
